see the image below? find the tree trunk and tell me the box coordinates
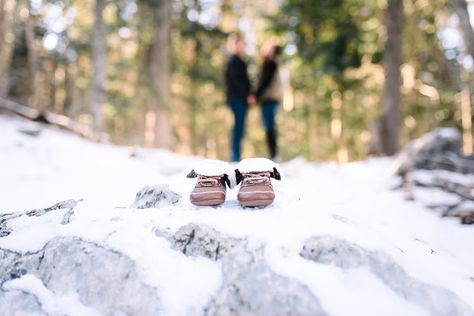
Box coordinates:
[378,0,403,156]
[190,84,198,154]
[453,0,474,58]
[331,91,348,162]
[24,3,44,110]
[0,0,19,97]
[308,102,318,161]
[50,57,58,112]
[147,0,172,149]
[460,69,473,155]
[63,62,74,116]
[452,0,473,155]
[90,0,107,133]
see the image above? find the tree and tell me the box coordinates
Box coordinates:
[90,0,107,133]
[145,0,172,149]
[272,0,371,161]
[0,0,467,161]
[24,1,44,109]
[453,0,474,58]
[377,0,403,155]
[452,0,474,155]
[0,0,19,97]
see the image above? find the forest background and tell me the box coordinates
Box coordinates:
[0,0,472,162]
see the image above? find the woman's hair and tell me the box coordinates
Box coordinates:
[273,45,282,56]
[262,41,282,59]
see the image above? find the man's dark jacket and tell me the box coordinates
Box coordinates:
[225,54,251,104]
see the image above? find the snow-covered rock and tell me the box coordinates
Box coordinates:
[301,236,473,315]
[0,237,161,315]
[131,185,181,209]
[26,199,80,217]
[171,223,245,260]
[0,199,81,237]
[206,248,327,316]
[0,289,45,316]
[171,224,327,315]
[391,128,474,175]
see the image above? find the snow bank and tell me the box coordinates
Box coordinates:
[0,115,473,316]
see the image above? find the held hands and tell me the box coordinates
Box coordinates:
[247,95,256,107]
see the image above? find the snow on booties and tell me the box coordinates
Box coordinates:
[235,158,282,207]
[187,159,233,206]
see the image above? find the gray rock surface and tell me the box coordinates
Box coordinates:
[0,199,80,237]
[0,218,11,237]
[0,290,45,316]
[392,128,474,175]
[206,249,328,316]
[301,236,474,316]
[26,199,80,217]
[2,210,470,315]
[131,185,181,209]
[171,223,327,316]
[172,223,245,261]
[0,237,161,315]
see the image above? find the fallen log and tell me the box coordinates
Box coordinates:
[0,97,105,142]
[411,177,473,202]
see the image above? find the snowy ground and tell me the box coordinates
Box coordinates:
[0,115,473,316]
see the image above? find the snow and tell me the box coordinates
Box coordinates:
[438,127,461,139]
[192,159,232,177]
[103,222,222,316]
[3,274,102,316]
[266,250,429,316]
[237,157,280,174]
[1,115,474,315]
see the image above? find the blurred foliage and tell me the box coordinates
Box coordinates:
[2,0,472,161]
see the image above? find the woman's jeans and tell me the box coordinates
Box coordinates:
[229,100,247,162]
[261,100,278,159]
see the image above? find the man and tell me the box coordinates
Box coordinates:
[225,34,255,162]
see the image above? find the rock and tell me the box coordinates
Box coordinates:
[131,185,181,209]
[391,128,474,175]
[459,211,474,225]
[301,236,474,316]
[301,235,368,269]
[0,200,80,238]
[0,249,25,284]
[18,127,42,137]
[206,249,327,316]
[171,223,327,316]
[0,219,11,237]
[0,290,45,315]
[0,237,161,315]
[172,223,245,261]
[26,199,80,217]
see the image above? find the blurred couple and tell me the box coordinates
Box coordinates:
[225,34,282,162]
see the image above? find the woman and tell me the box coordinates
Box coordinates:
[256,43,282,160]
